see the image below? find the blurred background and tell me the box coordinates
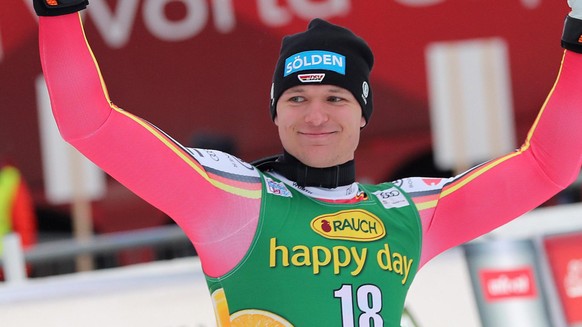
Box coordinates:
[1,0,581,326]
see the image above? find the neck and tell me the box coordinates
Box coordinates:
[256,151,356,188]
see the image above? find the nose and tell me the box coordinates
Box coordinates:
[304,100,329,125]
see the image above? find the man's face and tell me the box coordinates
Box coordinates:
[275,85,366,168]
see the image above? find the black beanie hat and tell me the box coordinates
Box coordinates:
[270,18,374,124]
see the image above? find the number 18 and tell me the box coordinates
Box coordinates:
[333,284,383,327]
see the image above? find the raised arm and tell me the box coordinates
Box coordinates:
[408,13,582,267]
[36,3,262,276]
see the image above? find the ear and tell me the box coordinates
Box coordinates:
[360,116,366,128]
[274,115,279,126]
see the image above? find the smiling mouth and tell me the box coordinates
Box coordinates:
[297,132,337,145]
[299,131,337,136]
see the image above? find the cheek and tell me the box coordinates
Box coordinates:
[276,116,290,133]
[275,110,297,131]
[346,117,363,146]
[276,117,293,144]
[348,127,361,144]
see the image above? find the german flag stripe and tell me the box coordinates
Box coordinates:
[414,196,440,209]
[80,14,261,199]
[111,106,262,199]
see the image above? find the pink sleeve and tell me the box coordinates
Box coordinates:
[38,14,262,277]
[414,51,582,267]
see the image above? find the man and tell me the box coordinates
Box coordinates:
[34,0,582,325]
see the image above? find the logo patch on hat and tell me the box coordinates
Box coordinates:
[284,50,345,77]
[298,73,326,83]
[361,81,369,105]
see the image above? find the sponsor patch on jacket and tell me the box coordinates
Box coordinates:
[373,187,409,209]
[265,177,292,197]
[311,209,386,241]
